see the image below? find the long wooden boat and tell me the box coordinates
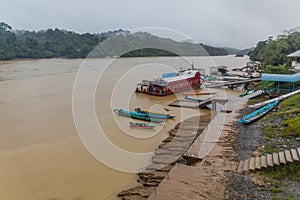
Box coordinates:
[129,122,156,129]
[113,108,164,123]
[243,90,263,99]
[134,108,175,119]
[184,95,204,102]
[238,100,279,124]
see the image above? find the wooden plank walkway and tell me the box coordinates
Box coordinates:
[168,98,212,109]
[168,100,203,108]
[205,78,261,88]
[237,148,300,173]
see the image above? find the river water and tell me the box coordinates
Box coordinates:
[0,56,249,200]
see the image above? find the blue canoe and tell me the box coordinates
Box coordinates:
[113,108,164,123]
[129,122,156,129]
[134,108,175,119]
[238,100,279,124]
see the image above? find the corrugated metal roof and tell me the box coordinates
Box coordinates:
[288,50,300,57]
[262,73,300,82]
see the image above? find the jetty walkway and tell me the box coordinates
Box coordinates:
[205,78,261,88]
[169,97,228,110]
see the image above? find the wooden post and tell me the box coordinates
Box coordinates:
[277,81,280,92]
[212,101,216,110]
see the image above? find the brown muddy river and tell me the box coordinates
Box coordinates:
[0,56,249,200]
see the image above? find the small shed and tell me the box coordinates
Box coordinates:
[262,73,300,92]
[288,50,300,71]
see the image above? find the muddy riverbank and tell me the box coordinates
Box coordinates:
[225,107,273,199]
[118,96,248,200]
[226,97,300,200]
[118,114,214,200]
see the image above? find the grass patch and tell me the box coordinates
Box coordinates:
[259,163,300,181]
[249,93,300,198]
[271,187,284,193]
[257,94,300,153]
[283,116,300,137]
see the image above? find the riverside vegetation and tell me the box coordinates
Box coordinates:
[228,28,300,197]
[228,93,300,199]
[256,94,300,199]
[249,28,300,67]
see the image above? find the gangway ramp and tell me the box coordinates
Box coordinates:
[205,78,261,88]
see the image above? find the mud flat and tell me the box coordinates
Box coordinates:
[118,96,248,200]
[146,96,247,200]
[118,114,214,200]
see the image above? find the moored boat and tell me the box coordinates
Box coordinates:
[238,100,279,124]
[134,108,175,119]
[136,65,203,96]
[113,108,164,123]
[239,89,255,97]
[243,90,263,99]
[129,122,156,129]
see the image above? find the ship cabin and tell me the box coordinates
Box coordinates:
[146,69,202,96]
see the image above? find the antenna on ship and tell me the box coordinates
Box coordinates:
[191,61,195,70]
[180,61,183,71]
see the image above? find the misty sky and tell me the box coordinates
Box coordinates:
[2,0,300,49]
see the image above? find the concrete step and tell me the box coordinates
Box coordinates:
[237,160,244,173]
[267,154,274,167]
[272,152,280,165]
[279,151,287,164]
[261,156,267,168]
[285,150,293,163]
[249,157,256,171]
[291,149,299,161]
[255,157,261,169]
[243,159,250,172]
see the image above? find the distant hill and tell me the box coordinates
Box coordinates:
[0,22,227,60]
[223,47,252,55]
[93,32,228,57]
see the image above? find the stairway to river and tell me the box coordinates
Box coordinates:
[237,148,300,173]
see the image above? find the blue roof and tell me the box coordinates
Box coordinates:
[262,73,300,83]
[162,72,177,78]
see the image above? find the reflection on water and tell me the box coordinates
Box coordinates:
[0,56,249,199]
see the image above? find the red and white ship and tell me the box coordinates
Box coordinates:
[136,66,204,96]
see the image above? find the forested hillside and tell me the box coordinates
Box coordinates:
[249,30,300,66]
[0,22,228,60]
